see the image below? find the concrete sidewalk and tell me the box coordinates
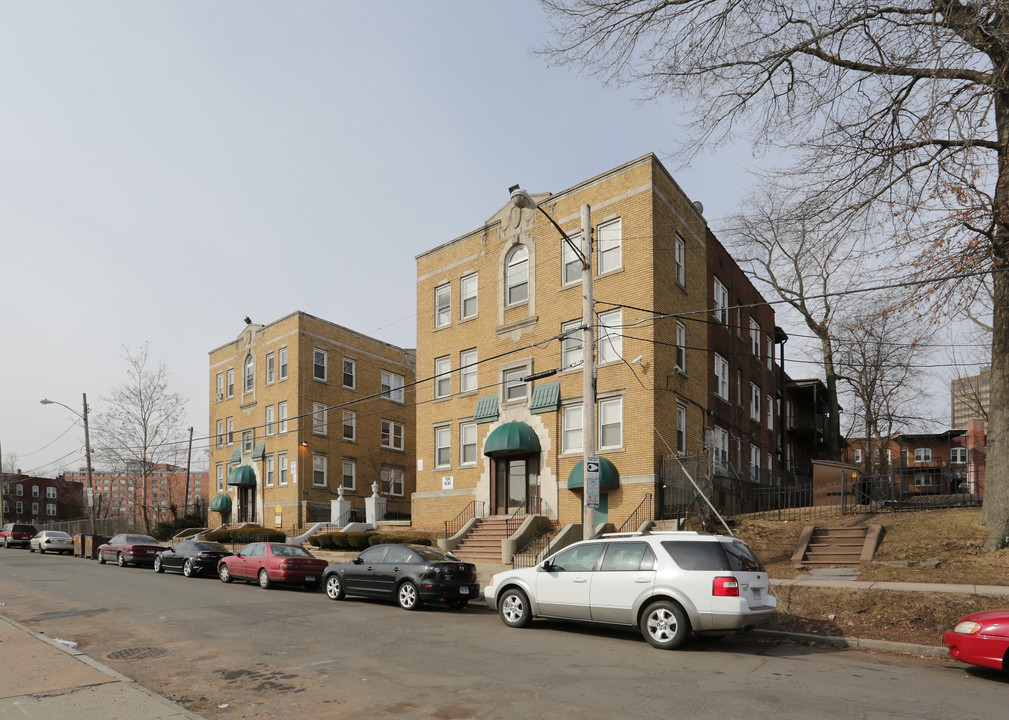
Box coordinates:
[0,614,203,720]
[771,576,1009,596]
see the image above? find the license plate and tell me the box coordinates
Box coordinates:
[306,576,316,581]
[753,588,762,601]
[147,550,155,554]
[460,586,469,595]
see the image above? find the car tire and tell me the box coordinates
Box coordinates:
[29,546,35,553]
[641,600,690,650]
[39,547,45,554]
[445,598,469,610]
[498,588,532,628]
[219,564,232,583]
[183,559,194,578]
[258,569,272,589]
[98,552,106,565]
[154,556,164,573]
[4,539,9,548]
[397,581,422,611]
[325,575,345,601]
[117,552,127,568]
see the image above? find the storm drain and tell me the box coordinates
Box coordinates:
[107,646,171,661]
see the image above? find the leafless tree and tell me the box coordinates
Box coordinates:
[2,451,20,474]
[541,0,1009,549]
[90,345,188,533]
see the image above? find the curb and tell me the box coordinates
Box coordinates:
[751,628,949,658]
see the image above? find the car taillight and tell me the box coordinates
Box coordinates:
[713,576,739,596]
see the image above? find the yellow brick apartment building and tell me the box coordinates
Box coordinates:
[208,312,415,531]
[412,154,712,531]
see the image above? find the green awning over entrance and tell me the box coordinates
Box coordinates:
[210,494,233,513]
[227,465,256,486]
[568,457,620,490]
[483,422,541,457]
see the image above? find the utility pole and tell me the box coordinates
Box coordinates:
[82,393,95,535]
[184,427,193,516]
[580,204,598,541]
[0,435,5,528]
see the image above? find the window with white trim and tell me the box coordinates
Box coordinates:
[278,452,288,486]
[854,448,863,463]
[460,349,478,393]
[46,503,56,516]
[503,367,528,402]
[914,447,932,462]
[435,283,451,328]
[244,355,255,393]
[31,502,39,515]
[562,234,581,286]
[46,486,56,499]
[597,218,622,274]
[435,426,451,468]
[750,383,761,421]
[506,246,529,305]
[265,405,275,436]
[750,444,761,477]
[226,417,234,445]
[951,447,968,464]
[226,368,235,398]
[242,430,253,453]
[342,460,355,490]
[216,372,224,400]
[312,454,327,487]
[265,455,275,487]
[382,371,405,402]
[562,404,583,453]
[914,473,932,487]
[435,356,451,399]
[342,410,356,441]
[676,403,687,454]
[713,278,729,326]
[598,397,623,450]
[561,319,582,370]
[313,348,327,382]
[674,234,685,286]
[712,427,729,467]
[382,420,405,450]
[216,464,224,492]
[216,419,224,447]
[766,395,774,429]
[32,484,39,498]
[713,354,729,401]
[460,423,477,465]
[15,501,23,515]
[313,403,328,436]
[598,309,622,364]
[750,318,761,357]
[15,484,22,496]
[766,338,773,370]
[278,347,288,380]
[278,402,287,434]
[675,322,686,372]
[343,358,356,389]
[381,467,405,496]
[266,352,275,384]
[460,274,478,320]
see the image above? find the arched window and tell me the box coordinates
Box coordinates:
[506,246,529,305]
[244,355,255,393]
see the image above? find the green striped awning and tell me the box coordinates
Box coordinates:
[529,381,561,415]
[227,465,256,487]
[483,422,541,457]
[568,457,620,490]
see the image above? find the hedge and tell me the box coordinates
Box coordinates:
[307,531,433,550]
[204,527,286,544]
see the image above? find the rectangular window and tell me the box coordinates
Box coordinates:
[46,503,56,516]
[314,348,327,382]
[914,448,933,462]
[460,349,478,393]
[216,464,224,492]
[435,426,451,468]
[278,452,288,486]
[599,397,622,450]
[435,356,451,399]
[46,486,56,499]
[750,445,761,477]
[676,403,687,454]
[343,358,356,389]
[713,427,729,467]
[313,455,327,487]
[279,347,288,380]
[278,402,288,434]
[435,283,451,328]
[766,395,774,430]
[675,322,686,372]
[242,430,253,453]
[460,423,477,465]
[597,218,622,274]
[265,455,275,487]
[503,367,528,402]
[313,402,328,436]
[750,383,761,421]
[244,356,255,393]
[914,473,932,487]
[598,309,623,364]
[265,405,275,436]
[15,501,23,515]
[342,460,356,490]
[737,371,743,407]
[750,318,761,357]
[382,371,405,402]
[460,274,478,319]
[342,410,356,441]
[266,352,275,384]
[562,234,581,286]
[216,372,224,399]
[854,448,863,463]
[561,319,582,370]
[226,417,235,445]
[713,278,729,326]
[382,420,405,450]
[562,404,583,453]
[226,368,235,398]
[216,419,224,447]
[31,502,39,515]
[951,447,968,464]
[674,234,685,286]
[766,338,773,370]
[713,355,729,401]
[381,467,404,496]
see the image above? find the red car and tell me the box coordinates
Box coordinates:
[1,523,37,549]
[217,542,327,590]
[942,609,1009,672]
[97,534,167,567]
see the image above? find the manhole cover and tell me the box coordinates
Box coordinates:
[107,646,171,661]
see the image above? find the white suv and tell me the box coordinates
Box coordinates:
[484,531,776,650]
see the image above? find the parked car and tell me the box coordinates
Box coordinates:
[942,609,1009,672]
[485,530,777,650]
[97,534,166,567]
[154,540,233,578]
[217,542,327,590]
[323,544,478,611]
[29,530,74,555]
[0,523,37,549]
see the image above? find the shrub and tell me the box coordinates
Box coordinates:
[343,531,377,550]
[367,533,432,547]
[205,527,286,544]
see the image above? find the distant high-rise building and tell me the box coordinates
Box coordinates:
[951,366,990,429]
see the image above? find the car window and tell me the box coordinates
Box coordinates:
[599,542,653,572]
[660,540,731,571]
[126,535,158,544]
[720,540,764,572]
[358,546,388,563]
[412,546,458,561]
[550,543,602,572]
[196,542,229,553]
[384,546,414,564]
[15,525,36,532]
[109,535,123,544]
[50,531,71,539]
[174,541,191,552]
[242,544,265,558]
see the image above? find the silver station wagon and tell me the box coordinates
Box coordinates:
[485,531,777,650]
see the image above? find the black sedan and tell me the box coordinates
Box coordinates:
[323,544,479,611]
[154,540,233,578]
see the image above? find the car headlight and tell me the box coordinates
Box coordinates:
[953,621,982,635]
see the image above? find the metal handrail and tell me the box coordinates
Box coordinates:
[443,500,485,539]
[505,497,542,536]
[617,493,653,533]
[512,533,552,569]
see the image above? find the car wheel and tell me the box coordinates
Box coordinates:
[219,564,232,583]
[98,552,107,565]
[29,546,35,553]
[641,600,690,650]
[397,581,422,611]
[445,598,469,610]
[258,569,272,589]
[498,588,532,628]
[325,574,345,601]
[154,556,164,573]
[117,552,127,568]
[4,539,10,548]
[183,559,194,578]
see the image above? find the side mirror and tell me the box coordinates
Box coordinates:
[539,560,553,572]
[351,556,363,565]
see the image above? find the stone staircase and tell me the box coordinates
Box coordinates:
[791,525,885,567]
[452,516,512,563]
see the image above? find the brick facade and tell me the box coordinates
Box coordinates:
[1,474,84,525]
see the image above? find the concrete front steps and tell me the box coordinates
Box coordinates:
[791,525,885,567]
[451,516,513,563]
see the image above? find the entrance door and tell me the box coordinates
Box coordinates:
[492,455,539,515]
[237,486,257,523]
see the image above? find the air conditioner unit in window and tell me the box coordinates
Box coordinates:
[217,392,224,400]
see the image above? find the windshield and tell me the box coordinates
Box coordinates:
[412,546,460,562]
[270,544,313,558]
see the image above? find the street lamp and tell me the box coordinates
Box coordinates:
[40,395,95,534]
[509,187,598,541]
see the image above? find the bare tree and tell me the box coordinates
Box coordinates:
[90,345,188,533]
[2,450,19,474]
[541,0,1009,549]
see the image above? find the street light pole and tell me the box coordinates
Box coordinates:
[40,395,95,534]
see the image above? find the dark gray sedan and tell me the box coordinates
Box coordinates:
[154,540,233,577]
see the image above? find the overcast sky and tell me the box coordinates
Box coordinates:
[0,1,873,476]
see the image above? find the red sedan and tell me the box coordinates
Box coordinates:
[942,609,1009,672]
[98,534,167,567]
[217,542,327,590]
